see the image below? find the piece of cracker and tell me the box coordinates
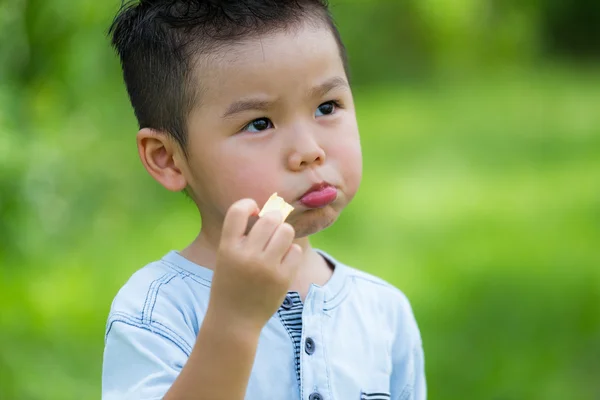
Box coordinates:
[258,192,294,221]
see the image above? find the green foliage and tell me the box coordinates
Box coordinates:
[1,0,599,399]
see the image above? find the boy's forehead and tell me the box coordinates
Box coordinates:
[191,24,346,104]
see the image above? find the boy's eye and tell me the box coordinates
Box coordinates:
[243,118,273,133]
[315,101,338,117]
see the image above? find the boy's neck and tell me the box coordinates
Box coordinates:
[180,233,333,300]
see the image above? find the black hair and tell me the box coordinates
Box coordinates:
[108,0,348,152]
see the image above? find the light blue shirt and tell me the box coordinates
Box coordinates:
[102,250,426,400]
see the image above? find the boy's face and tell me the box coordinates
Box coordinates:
[181,22,362,239]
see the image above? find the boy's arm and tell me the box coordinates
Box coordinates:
[164,309,260,400]
[166,199,301,400]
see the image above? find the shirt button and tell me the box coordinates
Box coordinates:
[282,295,293,309]
[309,393,323,400]
[305,337,316,355]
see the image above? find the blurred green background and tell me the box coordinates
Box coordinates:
[1,0,599,399]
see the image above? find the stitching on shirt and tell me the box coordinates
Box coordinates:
[161,261,188,277]
[398,383,413,400]
[320,311,333,399]
[110,312,192,356]
[396,345,420,400]
[150,320,193,355]
[143,273,173,324]
[107,313,192,356]
[299,334,304,400]
[323,275,350,304]
[351,273,399,292]
[146,273,178,324]
[141,273,170,323]
[323,278,353,311]
[162,262,193,282]
[182,273,211,288]
[323,287,351,311]
[161,259,211,288]
[323,276,355,311]
[160,259,212,285]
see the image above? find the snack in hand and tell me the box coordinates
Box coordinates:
[258,193,294,221]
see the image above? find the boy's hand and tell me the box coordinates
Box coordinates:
[209,198,303,332]
[168,199,301,400]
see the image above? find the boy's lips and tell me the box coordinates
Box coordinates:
[299,182,338,208]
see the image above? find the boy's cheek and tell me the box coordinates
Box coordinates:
[330,140,363,194]
[330,138,362,169]
[218,163,277,208]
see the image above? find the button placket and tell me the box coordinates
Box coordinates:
[301,288,328,400]
[277,292,304,388]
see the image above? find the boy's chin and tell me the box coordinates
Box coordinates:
[241,206,339,238]
[289,207,340,238]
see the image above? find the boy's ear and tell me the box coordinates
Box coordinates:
[137,128,188,192]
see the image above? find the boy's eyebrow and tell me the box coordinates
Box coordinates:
[308,76,350,99]
[222,99,274,119]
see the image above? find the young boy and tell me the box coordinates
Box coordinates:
[102,1,426,399]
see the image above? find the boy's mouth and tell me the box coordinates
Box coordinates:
[299,182,338,209]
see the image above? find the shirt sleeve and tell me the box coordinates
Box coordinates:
[411,342,427,400]
[390,294,427,400]
[102,316,192,400]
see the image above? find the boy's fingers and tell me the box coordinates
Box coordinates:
[221,199,260,245]
[246,211,283,251]
[264,223,295,259]
[280,243,303,277]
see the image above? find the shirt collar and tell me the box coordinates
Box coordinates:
[162,248,348,300]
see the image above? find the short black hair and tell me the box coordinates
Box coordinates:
[108,0,348,152]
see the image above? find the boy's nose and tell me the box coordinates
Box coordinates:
[287,133,326,171]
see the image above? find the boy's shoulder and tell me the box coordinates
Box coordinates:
[346,263,404,292]
[105,252,211,342]
[325,250,422,343]
[321,250,415,310]
[109,252,204,307]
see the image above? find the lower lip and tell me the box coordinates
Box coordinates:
[300,186,338,208]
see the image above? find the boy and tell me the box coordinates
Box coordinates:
[103,1,426,399]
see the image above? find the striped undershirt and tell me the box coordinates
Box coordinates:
[277,292,304,383]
